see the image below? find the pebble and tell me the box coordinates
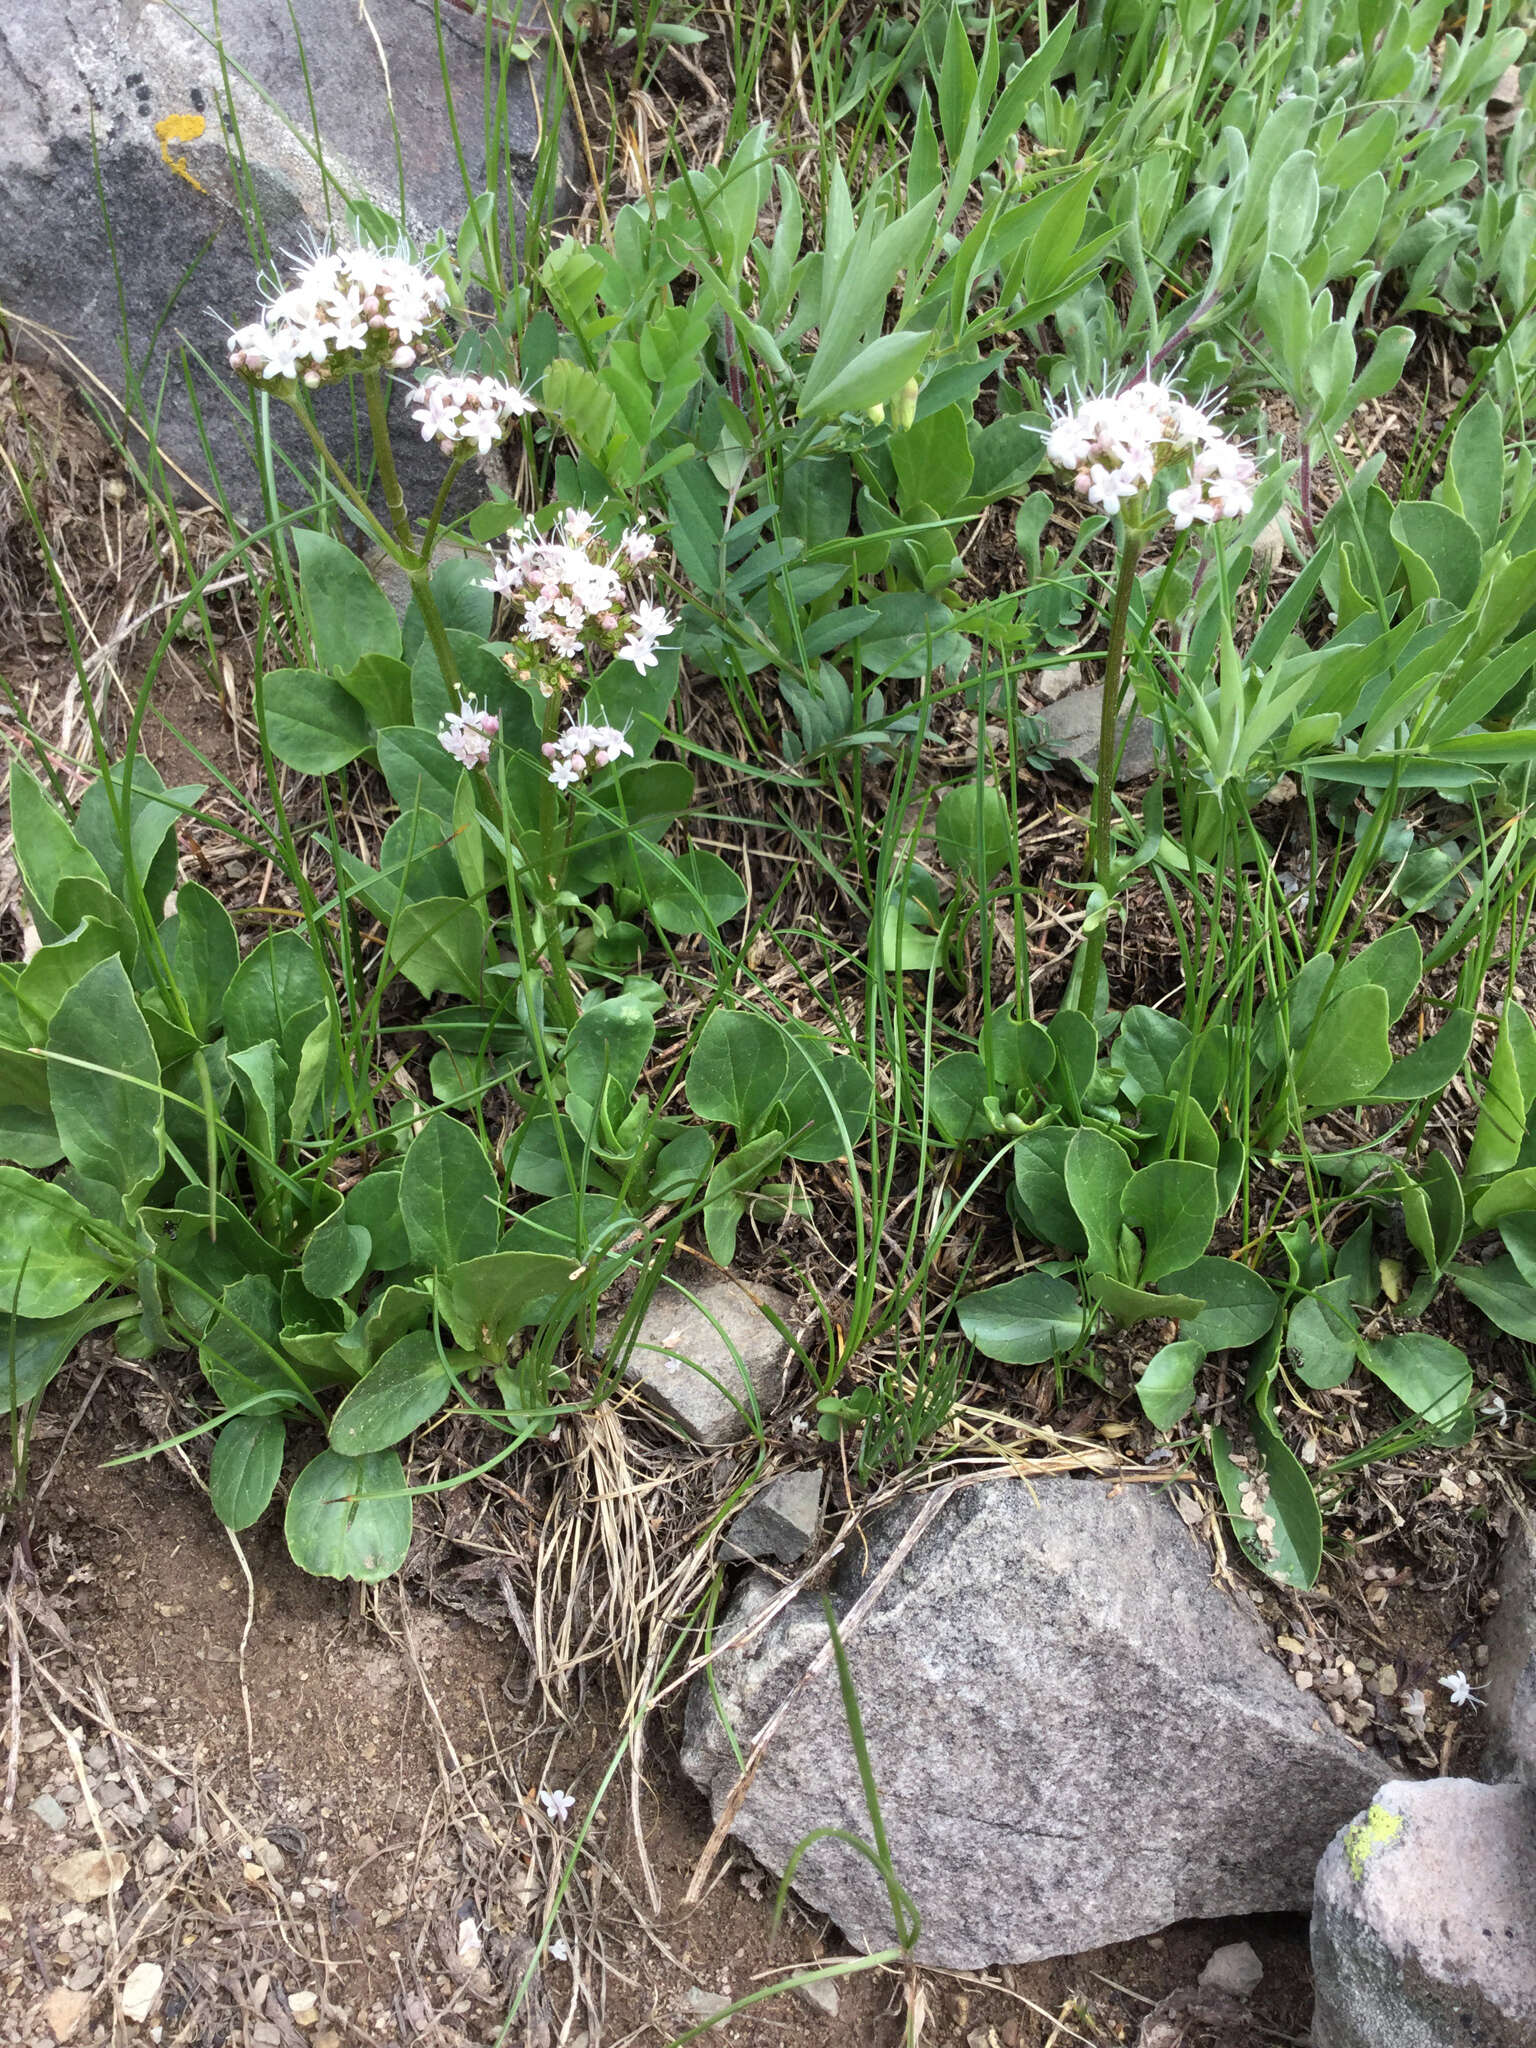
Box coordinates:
[120,1960,163,2024]
[1199,1940,1263,1997]
[41,1988,91,2042]
[797,1976,840,2016]
[29,1795,69,1831]
[683,1987,731,2020]
[140,1837,174,1877]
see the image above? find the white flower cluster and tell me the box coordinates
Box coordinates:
[542,717,635,791]
[226,244,449,389]
[482,510,672,676]
[437,696,500,771]
[1044,375,1258,527]
[411,371,537,454]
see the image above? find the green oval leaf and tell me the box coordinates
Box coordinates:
[262,669,371,774]
[209,1413,285,1531]
[958,1272,1087,1366]
[0,1167,119,1319]
[329,1330,460,1455]
[284,1449,412,1581]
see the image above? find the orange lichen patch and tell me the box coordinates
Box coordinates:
[153,112,208,192]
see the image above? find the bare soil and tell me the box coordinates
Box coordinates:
[0,1366,1325,2048]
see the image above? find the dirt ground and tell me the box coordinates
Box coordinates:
[0,1363,1324,2048]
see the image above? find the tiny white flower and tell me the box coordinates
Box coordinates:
[1480,1392,1509,1426]
[548,1938,571,1963]
[1438,1670,1482,1710]
[539,1786,576,1824]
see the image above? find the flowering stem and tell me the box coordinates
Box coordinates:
[353,369,467,713]
[1076,533,1144,1016]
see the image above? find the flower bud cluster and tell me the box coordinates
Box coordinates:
[411,372,537,455]
[482,510,673,679]
[437,696,500,771]
[1044,375,1258,526]
[542,717,635,791]
[226,243,449,390]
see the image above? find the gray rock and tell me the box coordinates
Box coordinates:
[724,1470,822,1565]
[1032,661,1083,703]
[1311,1778,1536,2048]
[1199,1941,1263,1998]
[681,1477,1385,1969]
[1483,1516,1536,1784]
[28,1791,69,1831]
[1035,682,1157,782]
[597,1258,799,1447]
[0,0,568,520]
[797,1976,840,2017]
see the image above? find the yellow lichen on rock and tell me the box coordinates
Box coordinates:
[153,112,207,192]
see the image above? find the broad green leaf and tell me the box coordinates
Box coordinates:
[1161,1257,1278,1350]
[565,995,656,1139]
[284,1448,412,1581]
[377,725,463,824]
[342,1171,413,1273]
[209,1413,285,1531]
[1364,1333,1472,1443]
[0,1104,63,1168]
[0,1168,118,1317]
[1121,1160,1218,1285]
[224,930,330,1072]
[48,956,163,1199]
[1296,982,1392,1110]
[1064,1127,1133,1277]
[8,760,109,928]
[1090,1273,1206,1326]
[799,328,933,422]
[636,847,747,936]
[1286,1287,1360,1390]
[1467,1003,1536,1177]
[1443,396,1504,544]
[1390,501,1482,611]
[958,1272,1088,1366]
[781,1034,874,1163]
[1450,1255,1536,1339]
[73,759,201,909]
[1011,1127,1085,1253]
[1135,1340,1206,1431]
[328,1329,463,1455]
[1210,1422,1322,1589]
[198,1273,305,1416]
[262,668,371,774]
[292,526,402,671]
[891,402,975,516]
[686,1010,790,1136]
[301,1208,372,1300]
[333,652,413,730]
[16,920,125,1038]
[388,897,486,1000]
[1369,1009,1474,1102]
[401,1114,501,1272]
[434,1250,577,1357]
[0,1301,132,1414]
[934,783,1013,882]
[166,882,240,1040]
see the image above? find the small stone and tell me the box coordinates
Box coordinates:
[41,1988,91,2043]
[797,1977,840,2017]
[1198,1941,1262,1997]
[595,1256,801,1447]
[683,1988,731,2020]
[84,1748,108,1772]
[1311,1780,1536,2047]
[1490,64,1524,109]
[252,2026,283,2048]
[139,1836,174,1878]
[1034,683,1157,784]
[49,1850,128,1903]
[1032,662,1082,703]
[29,1794,70,1831]
[723,1470,822,1565]
[65,1962,100,1991]
[120,1961,163,2024]
[251,1835,287,1878]
[149,1777,176,1802]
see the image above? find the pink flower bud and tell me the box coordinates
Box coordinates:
[392,345,416,368]
[303,369,322,388]
[541,742,559,758]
